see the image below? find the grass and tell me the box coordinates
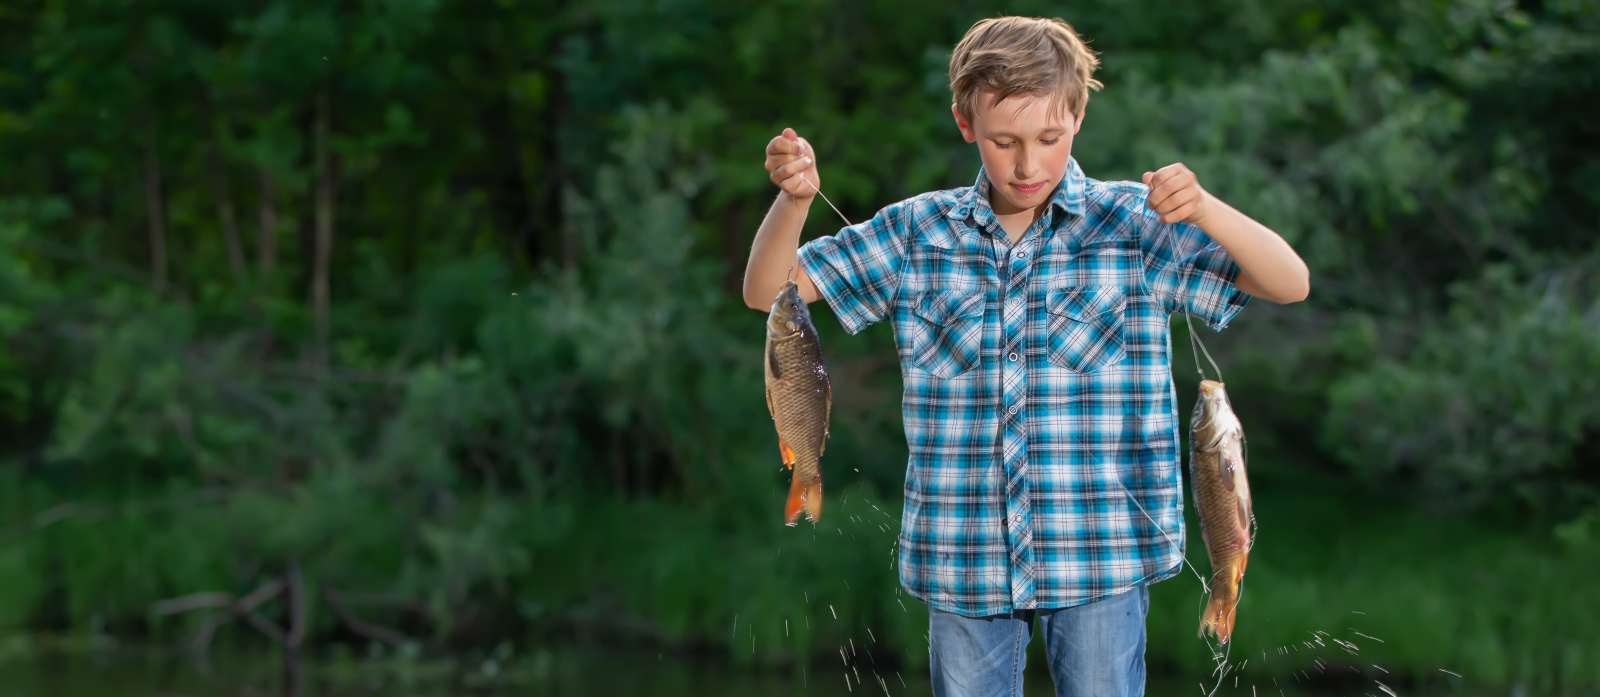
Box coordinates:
[0,463,1595,695]
[1140,469,1600,695]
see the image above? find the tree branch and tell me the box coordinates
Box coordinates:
[322,584,409,645]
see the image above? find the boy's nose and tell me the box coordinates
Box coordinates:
[1015,147,1040,179]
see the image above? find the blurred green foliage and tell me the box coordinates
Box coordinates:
[0,0,1595,691]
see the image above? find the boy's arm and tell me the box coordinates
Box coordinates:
[1143,163,1310,304]
[743,128,823,310]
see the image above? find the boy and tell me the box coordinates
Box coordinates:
[742,16,1308,697]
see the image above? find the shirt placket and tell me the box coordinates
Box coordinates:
[993,224,1041,610]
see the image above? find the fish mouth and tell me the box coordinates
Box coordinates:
[767,281,807,336]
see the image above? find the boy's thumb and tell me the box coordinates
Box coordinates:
[782,127,799,141]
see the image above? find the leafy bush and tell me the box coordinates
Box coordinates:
[1323,263,1600,512]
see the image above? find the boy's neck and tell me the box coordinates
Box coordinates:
[989,192,1046,244]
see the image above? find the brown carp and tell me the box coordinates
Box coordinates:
[1189,379,1254,644]
[764,280,831,525]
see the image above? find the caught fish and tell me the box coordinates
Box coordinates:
[1188,379,1254,644]
[764,280,831,525]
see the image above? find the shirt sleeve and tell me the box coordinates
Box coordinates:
[1135,189,1251,331]
[795,201,911,335]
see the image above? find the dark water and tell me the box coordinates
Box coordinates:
[0,646,1503,697]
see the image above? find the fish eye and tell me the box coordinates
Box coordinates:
[785,320,797,331]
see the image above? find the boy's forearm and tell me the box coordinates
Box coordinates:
[1195,193,1309,304]
[742,191,817,310]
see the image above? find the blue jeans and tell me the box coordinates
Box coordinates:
[928,584,1149,697]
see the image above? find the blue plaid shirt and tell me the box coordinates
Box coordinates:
[798,158,1250,617]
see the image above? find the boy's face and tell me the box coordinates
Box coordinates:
[953,91,1085,217]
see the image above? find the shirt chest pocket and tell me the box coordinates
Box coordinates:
[909,290,985,379]
[1045,285,1127,373]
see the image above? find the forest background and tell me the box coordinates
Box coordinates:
[0,0,1596,693]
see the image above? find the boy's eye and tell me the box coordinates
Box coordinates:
[1041,137,1061,145]
[995,141,1015,149]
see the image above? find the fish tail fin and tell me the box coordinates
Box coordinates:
[1199,567,1243,644]
[784,475,823,526]
[1199,593,1237,644]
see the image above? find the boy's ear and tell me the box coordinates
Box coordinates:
[951,103,977,143]
[1072,106,1086,134]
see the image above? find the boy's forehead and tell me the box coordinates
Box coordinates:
[972,91,1073,132]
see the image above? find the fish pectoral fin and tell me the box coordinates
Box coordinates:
[779,440,796,469]
[1220,455,1238,491]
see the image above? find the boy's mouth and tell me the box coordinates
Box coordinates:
[1010,180,1048,196]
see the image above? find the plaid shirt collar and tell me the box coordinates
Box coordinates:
[941,158,1089,243]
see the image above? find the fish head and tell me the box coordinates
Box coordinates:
[1198,380,1231,410]
[766,281,812,338]
[1191,379,1239,443]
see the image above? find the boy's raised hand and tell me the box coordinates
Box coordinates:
[766,127,819,200]
[1143,163,1214,226]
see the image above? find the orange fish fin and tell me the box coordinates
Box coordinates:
[784,477,824,526]
[779,440,796,469]
[1199,593,1239,645]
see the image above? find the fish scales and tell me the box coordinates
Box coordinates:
[1188,379,1253,644]
[764,281,831,525]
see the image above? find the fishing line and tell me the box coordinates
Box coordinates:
[796,140,855,228]
[1184,312,1224,384]
[1081,439,1239,697]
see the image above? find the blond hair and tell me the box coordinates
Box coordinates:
[948,16,1103,123]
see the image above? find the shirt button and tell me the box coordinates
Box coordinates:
[1014,249,1025,259]
[1011,298,1022,307]
[1014,515,1023,524]
[1009,352,1019,362]
[1008,405,1019,415]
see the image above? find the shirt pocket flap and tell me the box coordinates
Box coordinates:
[914,290,985,327]
[1046,286,1126,322]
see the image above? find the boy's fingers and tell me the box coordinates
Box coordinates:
[783,127,800,141]
[1161,201,1197,224]
[780,172,815,196]
[1145,167,1174,190]
[1159,186,1200,216]
[767,135,800,157]
[770,157,813,184]
[1145,162,1191,192]
[1148,171,1196,210]
[766,152,800,172]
